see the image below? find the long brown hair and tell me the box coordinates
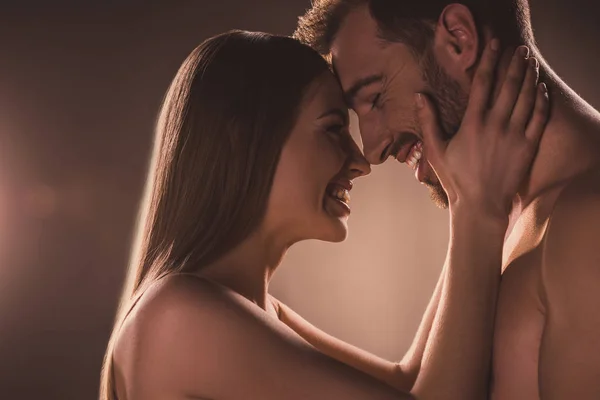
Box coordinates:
[99,30,330,400]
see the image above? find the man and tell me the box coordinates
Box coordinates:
[295,0,600,398]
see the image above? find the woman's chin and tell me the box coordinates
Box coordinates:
[315,217,349,243]
[319,198,351,242]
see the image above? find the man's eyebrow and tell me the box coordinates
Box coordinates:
[344,74,383,106]
[318,108,349,125]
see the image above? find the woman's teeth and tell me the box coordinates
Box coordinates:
[329,186,350,205]
[406,142,423,169]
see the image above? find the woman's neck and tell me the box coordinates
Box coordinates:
[198,228,289,310]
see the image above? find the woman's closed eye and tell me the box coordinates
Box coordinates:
[326,123,346,135]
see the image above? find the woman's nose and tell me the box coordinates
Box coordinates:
[347,139,371,178]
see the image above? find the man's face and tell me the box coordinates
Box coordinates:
[330,5,469,208]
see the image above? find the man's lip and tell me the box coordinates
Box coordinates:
[394,138,420,163]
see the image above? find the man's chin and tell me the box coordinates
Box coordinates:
[425,182,449,209]
[419,167,449,209]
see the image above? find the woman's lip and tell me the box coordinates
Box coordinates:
[324,179,352,216]
[328,179,353,191]
[326,194,351,215]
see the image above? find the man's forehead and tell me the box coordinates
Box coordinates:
[330,5,382,91]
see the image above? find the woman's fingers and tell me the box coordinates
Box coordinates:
[524,83,550,144]
[509,57,540,132]
[464,38,501,121]
[490,46,530,124]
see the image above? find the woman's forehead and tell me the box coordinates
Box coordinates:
[302,71,347,114]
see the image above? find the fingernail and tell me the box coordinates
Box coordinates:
[415,93,424,109]
[490,39,499,51]
[540,82,548,93]
[519,46,529,58]
[529,57,539,70]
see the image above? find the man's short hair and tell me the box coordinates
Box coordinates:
[294,0,534,57]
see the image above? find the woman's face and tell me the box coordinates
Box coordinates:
[265,71,371,244]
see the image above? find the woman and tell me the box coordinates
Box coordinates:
[100,30,548,399]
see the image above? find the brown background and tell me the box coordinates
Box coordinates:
[0,1,597,398]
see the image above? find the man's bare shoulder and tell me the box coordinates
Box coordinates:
[554,167,600,207]
[545,167,600,236]
[536,170,600,398]
[541,167,600,296]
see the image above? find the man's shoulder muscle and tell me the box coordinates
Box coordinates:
[545,167,600,242]
[536,170,600,397]
[542,167,600,301]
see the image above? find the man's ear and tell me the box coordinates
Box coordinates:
[433,4,480,75]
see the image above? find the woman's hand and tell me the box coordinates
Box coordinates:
[416,40,550,225]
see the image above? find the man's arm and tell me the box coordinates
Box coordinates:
[539,180,600,399]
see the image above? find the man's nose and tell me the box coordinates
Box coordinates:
[359,120,389,165]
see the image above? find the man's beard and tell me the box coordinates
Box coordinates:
[419,48,469,209]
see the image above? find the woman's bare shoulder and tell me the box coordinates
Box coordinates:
[112,275,409,400]
[115,274,265,354]
[112,274,263,398]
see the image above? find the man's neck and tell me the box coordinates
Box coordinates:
[511,59,600,217]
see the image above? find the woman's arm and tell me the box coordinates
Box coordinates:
[397,267,445,389]
[412,210,504,399]
[272,269,445,392]
[271,210,503,399]
[120,275,412,400]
